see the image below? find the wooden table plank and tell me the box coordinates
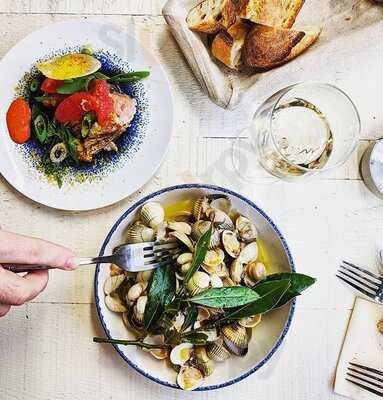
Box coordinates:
[0,0,167,15]
[0,304,349,400]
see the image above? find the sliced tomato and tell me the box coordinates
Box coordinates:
[54,80,114,127]
[90,80,114,127]
[55,92,95,124]
[6,98,31,144]
[41,78,64,94]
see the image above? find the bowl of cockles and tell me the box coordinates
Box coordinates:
[93,184,316,391]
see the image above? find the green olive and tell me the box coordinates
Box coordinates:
[50,143,67,164]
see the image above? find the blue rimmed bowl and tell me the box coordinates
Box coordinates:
[94,184,295,391]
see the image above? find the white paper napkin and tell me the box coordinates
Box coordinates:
[334,297,383,399]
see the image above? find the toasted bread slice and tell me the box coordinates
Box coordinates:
[241,24,320,69]
[237,0,305,28]
[211,20,251,69]
[187,0,237,34]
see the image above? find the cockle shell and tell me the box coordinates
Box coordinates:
[133,295,147,323]
[222,230,241,258]
[239,314,262,328]
[180,262,192,275]
[197,306,211,322]
[169,231,194,252]
[177,366,204,391]
[187,271,210,295]
[208,229,222,250]
[191,220,212,241]
[210,274,223,287]
[168,221,192,235]
[222,276,236,287]
[109,263,124,276]
[236,216,258,243]
[103,274,125,295]
[193,196,209,221]
[136,270,154,283]
[170,343,193,366]
[126,223,155,244]
[203,249,225,269]
[141,202,165,228]
[222,323,249,356]
[206,338,230,362]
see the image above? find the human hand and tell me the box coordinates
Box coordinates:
[0,230,76,317]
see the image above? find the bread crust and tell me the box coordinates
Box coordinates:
[242,24,319,69]
[237,0,305,28]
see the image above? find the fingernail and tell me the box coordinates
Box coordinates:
[65,257,78,270]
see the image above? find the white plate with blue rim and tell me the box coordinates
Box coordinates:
[0,20,173,211]
[94,184,296,391]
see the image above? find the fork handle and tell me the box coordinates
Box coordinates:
[3,256,116,273]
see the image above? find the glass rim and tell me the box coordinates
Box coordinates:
[265,81,361,173]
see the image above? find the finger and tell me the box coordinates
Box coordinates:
[0,230,76,270]
[0,304,11,317]
[0,267,49,305]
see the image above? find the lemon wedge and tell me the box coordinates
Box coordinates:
[37,53,101,80]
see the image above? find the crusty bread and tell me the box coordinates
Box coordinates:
[237,0,305,28]
[211,20,251,69]
[241,24,320,69]
[187,0,237,34]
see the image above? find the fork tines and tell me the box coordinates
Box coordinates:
[336,260,383,301]
[346,362,383,397]
[143,240,180,266]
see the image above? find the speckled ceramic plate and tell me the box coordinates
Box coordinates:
[94,184,295,391]
[0,20,173,210]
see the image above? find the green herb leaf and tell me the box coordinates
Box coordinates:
[180,331,208,345]
[162,297,182,329]
[183,226,212,286]
[56,76,89,94]
[144,264,176,331]
[93,337,167,350]
[81,112,95,138]
[219,279,291,322]
[107,71,150,85]
[60,127,79,164]
[181,304,198,331]
[33,114,48,144]
[189,286,260,308]
[263,273,316,308]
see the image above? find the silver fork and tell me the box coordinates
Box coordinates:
[336,260,383,303]
[3,240,180,274]
[346,362,383,397]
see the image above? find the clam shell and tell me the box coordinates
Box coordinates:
[187,271,210,295]
[177,252,193,265]
[206,338,230,362]
[238,242,259,264]
[173,311,186,332]
[136,270,154,283]
[143,335,168,360]
[222,276,236,287]
[180,262,192,275]
[109,263,124,276]
[203,249,225,269]
[123,308,145,334]
[169,231,194,252]
[104,274,125,295]
[222,323,249,356]
[105,294,127,313]
[194,346,210,363]
[206,208,234,231]
[236,216,258,243]
[156,221,168,241]
[208,229,222,250]
[230,258,244,284]
[195,359,214,377]
[193,196,209,221]
[222,230,241,258]
[134,296,147,320]
[141,202,165,228]
[177,366,204,391]
[247,261,267,281]
[170,343,193,366]
[126,223,155,244]
[168,221,192,235]
[197,306,211,322]
[127,282,144,302]
[210,274,223,288]
[210,197,231,215]
[239,314,262,328]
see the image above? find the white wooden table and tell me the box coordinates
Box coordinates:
[0,1,382,399]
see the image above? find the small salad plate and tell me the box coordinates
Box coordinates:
[0,20,173,211]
